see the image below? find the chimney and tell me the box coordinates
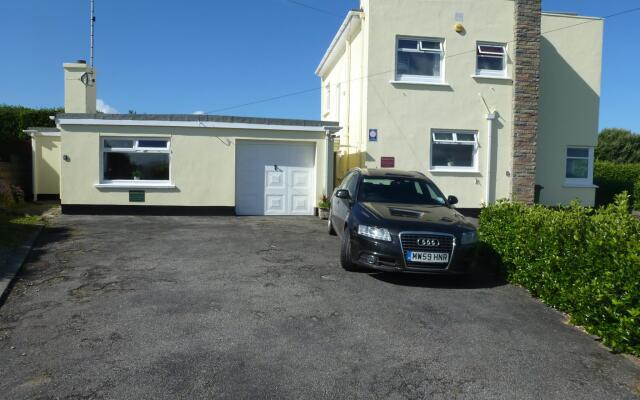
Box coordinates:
[63,60,96,113]
[511,0,541,204]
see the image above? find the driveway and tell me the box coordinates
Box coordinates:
[0,215,638,399]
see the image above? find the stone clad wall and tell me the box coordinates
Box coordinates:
[512,0,541,204]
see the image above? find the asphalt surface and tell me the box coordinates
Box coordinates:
[0,215,638,399]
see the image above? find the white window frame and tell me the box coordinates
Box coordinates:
[100,137,171,185]
[475,42,507,78]
[429,130,479,172]
[564,146,594,187]
[395,36,445,84]
[324,83,331,114]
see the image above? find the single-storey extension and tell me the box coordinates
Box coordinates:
[29,62,339,216]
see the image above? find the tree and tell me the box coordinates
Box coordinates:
[595,128,640,164]
[0,104,62,161]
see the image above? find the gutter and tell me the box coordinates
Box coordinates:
[315,10,363,77]
[56,118,335,133]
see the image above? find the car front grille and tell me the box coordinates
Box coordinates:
[400,232,455,269]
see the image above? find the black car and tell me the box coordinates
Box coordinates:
[328,168,478,274]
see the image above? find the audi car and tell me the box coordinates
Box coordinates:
[328,168,478,274]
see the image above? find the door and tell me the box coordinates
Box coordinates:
[236,141,316,216]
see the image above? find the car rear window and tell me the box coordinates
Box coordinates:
[358,177,446,205]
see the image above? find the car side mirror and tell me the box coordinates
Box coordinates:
[447,195,458,206]
[335,189,351,200]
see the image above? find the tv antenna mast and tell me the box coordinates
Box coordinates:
[90,0,95,67]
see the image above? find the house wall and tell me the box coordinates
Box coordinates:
[32,135,61,196]
[363,0,516,208]
[320,14,368,182]
[59,125,327,208]
[537,14,603,206]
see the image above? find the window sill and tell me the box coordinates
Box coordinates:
[390,80,451,87]
[471,74,513,82]
[95,182,176,190]
[429,168,480,174]
[563,183,598,189]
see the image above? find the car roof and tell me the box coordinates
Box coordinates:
[353,168,428,179]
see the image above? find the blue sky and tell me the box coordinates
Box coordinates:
[0,0,638,132]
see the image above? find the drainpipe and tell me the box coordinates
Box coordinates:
[485,112,497,205]
[324,127,339,198]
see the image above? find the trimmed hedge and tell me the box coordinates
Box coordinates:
[479,194,640,356]
[594,161,640,209]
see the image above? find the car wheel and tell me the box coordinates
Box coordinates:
[327,215,337,236]
[340,228,359,271]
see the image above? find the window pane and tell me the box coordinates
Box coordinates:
[433,132,454,141]
[398,39,418,50]
[104,139,133,149]
[456,133,476,142]
[478,45,505,55]
[104,152,169,180]
[432,143,474,167]
[477,55,503,71]
[566,158,589,179]
[397,51,440,77]
[567,148,589,158]
[420,40,441,51]
[138,140,168,148]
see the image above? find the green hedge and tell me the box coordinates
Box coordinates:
[594,161,640,209]
[479,194,640,356]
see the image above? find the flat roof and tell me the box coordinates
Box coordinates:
[57,113,338,128]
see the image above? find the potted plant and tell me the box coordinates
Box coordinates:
[318,195,330,220]
[132,169,142,180]
[447,157,455,167]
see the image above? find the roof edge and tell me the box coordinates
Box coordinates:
[315,10,363,77]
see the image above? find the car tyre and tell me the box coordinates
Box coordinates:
[340,228,359,271]
[327,216,337,236]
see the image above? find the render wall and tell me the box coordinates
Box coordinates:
[320,17,368,181]
[537,14,603,206]
[364,0,516,208]
[33,135,61,196]
[59,125,327,207]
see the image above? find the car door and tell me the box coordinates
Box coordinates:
[331,171,358,237]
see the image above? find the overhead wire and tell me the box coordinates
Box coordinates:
[203,5,640,115]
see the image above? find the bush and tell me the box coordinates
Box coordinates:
[479,194,640,356]
[0,181,25,209]
[594,161,640,209]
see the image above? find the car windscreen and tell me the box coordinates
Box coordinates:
[357,177,447,205]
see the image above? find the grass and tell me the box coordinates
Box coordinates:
[0,210,41,248]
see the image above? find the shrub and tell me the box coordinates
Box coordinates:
[594,161,640,209]
[479,194,640,356]
[0,181,25,209]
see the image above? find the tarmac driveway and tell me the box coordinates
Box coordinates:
[0,215,638,399]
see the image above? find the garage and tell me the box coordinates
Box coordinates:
[235,141,316,216]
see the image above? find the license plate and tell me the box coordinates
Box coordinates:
[406,251,449,263]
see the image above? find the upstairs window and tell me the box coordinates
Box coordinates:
[565,147,594,186]
[476,43,506,77]
[396,37,444,83]
[102,138,170,182]
[324,83,331,114]
[430,131,478,171]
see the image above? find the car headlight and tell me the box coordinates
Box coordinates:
[357,225,392,242]
[461,230,478,245]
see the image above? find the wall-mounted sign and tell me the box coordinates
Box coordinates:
[381,156,395,168]
[129,190,145,202]
[368,129,378,142]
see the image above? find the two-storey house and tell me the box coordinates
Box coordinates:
[316,0,603,210]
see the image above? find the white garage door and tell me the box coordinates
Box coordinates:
[235,141,316,216]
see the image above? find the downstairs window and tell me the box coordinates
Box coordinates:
[430,131,478,171]
[102,138,170,183]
